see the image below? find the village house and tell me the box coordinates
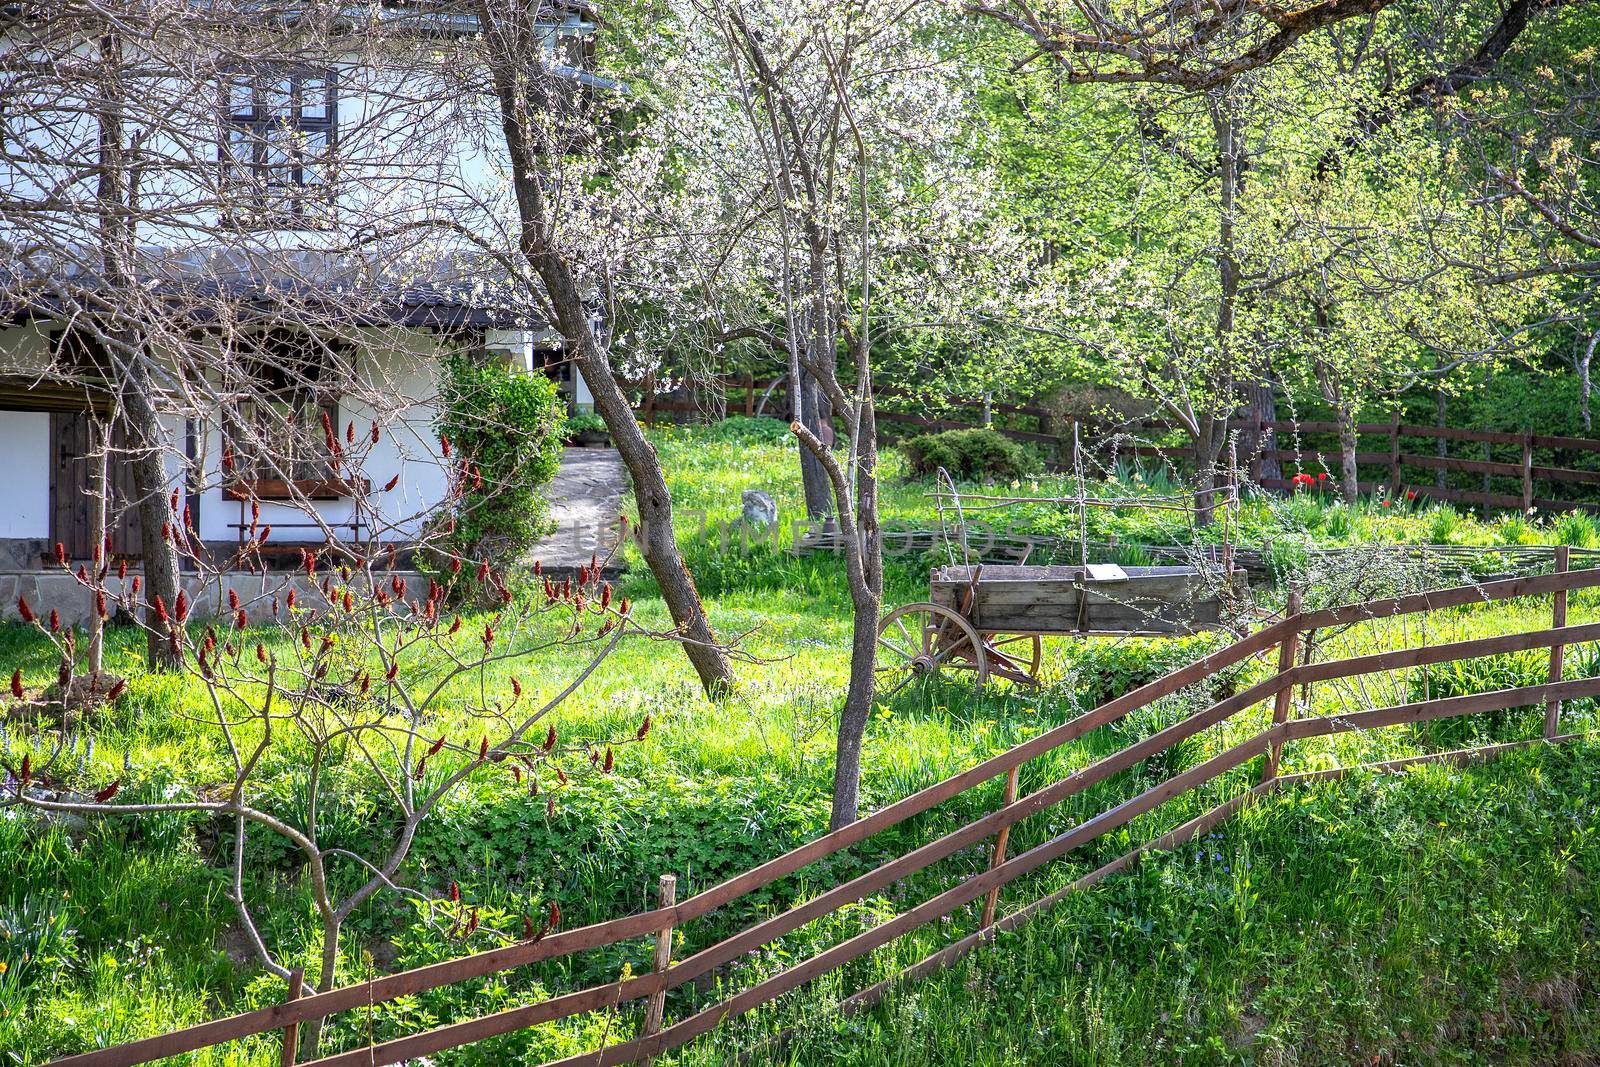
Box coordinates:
[0,0,604,615]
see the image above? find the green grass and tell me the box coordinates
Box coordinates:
[2,418,1599,1065]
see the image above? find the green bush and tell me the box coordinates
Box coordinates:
[698,415,795,446]
[431,353,566,568]
[564,411,608,438]
[902,428,1038,483]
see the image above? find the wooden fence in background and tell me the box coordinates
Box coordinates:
[53,559,1600,1067]
[631,380,1600,513]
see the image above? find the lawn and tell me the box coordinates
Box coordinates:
[2,418,1598,1065]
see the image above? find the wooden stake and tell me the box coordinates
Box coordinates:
[1546,545,1570,738]
[643,874,677,1042]
[280,968,304,1067]
[981,766,1020,929]
[1262,586,1303,783]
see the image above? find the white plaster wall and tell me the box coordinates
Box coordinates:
[193,333,448,543]
[0,410,51,538]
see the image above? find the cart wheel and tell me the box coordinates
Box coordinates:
[876,602,989,698]
[983,633,1043,686]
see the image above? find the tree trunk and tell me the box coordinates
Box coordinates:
[829,390,882,831]
[121,366,184,670]
[1337,406,1360,503]
[478,15,733,696]
[796,368,833,520]
[298,914,340,1060]
[543,262,734,696]
[1198,91,1242,528]
[1240,378,1280,484]
[1582,327,1598,433]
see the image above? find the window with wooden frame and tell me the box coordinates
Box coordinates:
[223,332,350,499]
[220,68,336,227]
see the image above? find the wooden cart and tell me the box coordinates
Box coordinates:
[876,562,1249,692]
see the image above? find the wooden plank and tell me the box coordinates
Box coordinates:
[1084,563,1129,582]
[980,767,1019,929]
[1273,733,1589,787]
[1547,546,1569,739]
[1282,677,1600,742]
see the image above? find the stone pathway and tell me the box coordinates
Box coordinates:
[530,447,627,576]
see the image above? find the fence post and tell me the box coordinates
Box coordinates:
[643,874,677,1043]
[1388,411,1402,494]
[744,373,755,417]
[1261,586,1303,783]
[279,967,304,1067]
[1546,545,1570,739]
[980,766,1020,929]
[1521,432,1535,511]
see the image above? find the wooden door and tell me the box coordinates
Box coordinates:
[49,412,146,561]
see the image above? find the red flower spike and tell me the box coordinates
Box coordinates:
[449,881,460,903]
[414,756,428,780]
[131,575,140,596]
[523,913,535,940]
[637,715,651,740]
[477,561,490,584]
[10,669,23,700]
[440,434,452,458]
[386,662,398,681]
[300,629,312,651]
[93,781,120,803]
[255,643,267,664]
[450,557,462,575]
[544,725,557,751]
[602,747,614,772]
[370,421,381,445]
[343,591,353,613]
[54,542,66,566]
[223,446,235,473]
[533,560,542,577]
[169,488,180,512]
[346,421,355,445]
[229,589,240,612]
[175,591,189,623]
[546,794,556,818]
[117,559,127,580]
[548,901,560,930]
[601,583,612,611]
[359,673,371,695]
[428,735,446,756]
[478,736,489,762]
[512,765,522,785]
[17,596,34,624]
[448,615,461,636]
[106,678,126,701]
[287,589,297,610]
[511,677,522,700]
[96,591,107,620]
[465,908,479,936]
[20,753,31,787]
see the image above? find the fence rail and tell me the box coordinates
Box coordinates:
[54,559,1600,1067]
[628,380,1600,512]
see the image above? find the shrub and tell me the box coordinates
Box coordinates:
[698,415,795,446]
[432,352,566,567]
[902,428,1038,483]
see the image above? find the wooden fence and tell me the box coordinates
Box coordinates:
[55,559,1600,1067]
[631,379,1600,512]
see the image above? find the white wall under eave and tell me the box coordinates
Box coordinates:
[0,410,52,538]
[193,333,449,544]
